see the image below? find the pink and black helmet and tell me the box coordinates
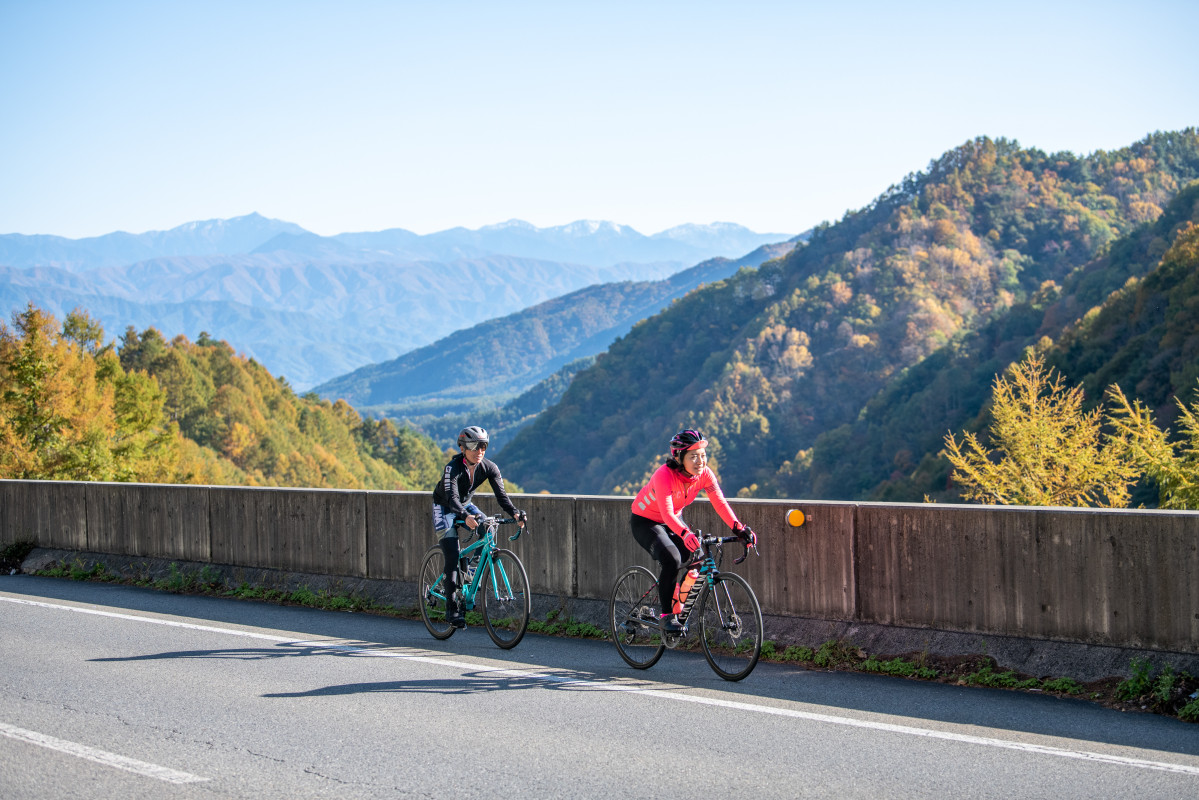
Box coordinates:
[669,429,707,460]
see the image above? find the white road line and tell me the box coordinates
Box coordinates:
[0,721,208,784]
[4,594,1199,778]
[0,596,295,641]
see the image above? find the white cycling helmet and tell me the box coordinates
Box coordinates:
[457,425,489,451]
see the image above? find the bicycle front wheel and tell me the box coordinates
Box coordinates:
[418,545,456,640]
[609,565,665,669]
[481,548,530,649]
[698,572,763,681]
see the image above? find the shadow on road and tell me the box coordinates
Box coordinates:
[261,667,629,698]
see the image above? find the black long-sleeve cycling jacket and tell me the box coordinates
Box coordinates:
[431,453,519,521]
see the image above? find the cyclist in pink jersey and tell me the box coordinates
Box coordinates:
[630,429,756,633]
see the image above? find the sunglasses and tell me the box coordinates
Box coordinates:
[464,441,488,452]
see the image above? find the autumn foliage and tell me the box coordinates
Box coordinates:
[0,305,448,490]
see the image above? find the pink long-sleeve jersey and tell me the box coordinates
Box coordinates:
[631,462,740,535]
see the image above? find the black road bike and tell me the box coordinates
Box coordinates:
[609,532,763,681]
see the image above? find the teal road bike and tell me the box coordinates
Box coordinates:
[609,532,763,681]
[418,514,531,649]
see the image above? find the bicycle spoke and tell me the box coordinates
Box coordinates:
[482,549,530,649]
[698,572,762,681]
[418,546,456,640]
[609,565,665,669]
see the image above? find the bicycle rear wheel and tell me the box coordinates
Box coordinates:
[698,572,762,681]
[609,565,665,669]
[481,548,530,649]
[418,545,456,640]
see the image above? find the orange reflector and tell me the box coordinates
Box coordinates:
[786,508,805,527]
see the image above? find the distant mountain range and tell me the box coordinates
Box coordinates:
[0,214,309,271]
[264,219,792,270]
[1,255,660,390]
[0,214,794,388]
[313,240,799,409]
[0,213,791,272]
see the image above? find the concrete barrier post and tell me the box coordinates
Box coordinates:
[574,495,652,600]
[470,493,575,596]
[734,500,856,619]
[1033,508,1199,650]
[365,490,432,581]
[210,486,366,577]
[84,482,211,562]
[0,479,88,550]
[855,503,1038,633]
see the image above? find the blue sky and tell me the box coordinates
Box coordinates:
[2,1,1196,240]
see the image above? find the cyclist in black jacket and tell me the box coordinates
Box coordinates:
[431,425,526,628]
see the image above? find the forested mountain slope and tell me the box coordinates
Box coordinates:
[113,326,448,490]
[400,357,599,455]
[313,241,797,408]
[798,180,1199,503]
[498,130,1199,498]
[0,304,451,491]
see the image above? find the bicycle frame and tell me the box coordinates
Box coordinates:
[677,534,753,627]
[430,517,523,611]
[619,533,752,633]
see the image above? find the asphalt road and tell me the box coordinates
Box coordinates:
[2,575,1197,799]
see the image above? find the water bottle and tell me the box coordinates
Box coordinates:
[674,568,701,617]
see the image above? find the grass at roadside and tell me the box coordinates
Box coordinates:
[18,553,1199,724]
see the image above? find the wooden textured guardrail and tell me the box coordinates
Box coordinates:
[2,479,1196,655]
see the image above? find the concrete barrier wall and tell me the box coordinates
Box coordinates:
[364,491,429,581]
[1,480,88,550]
[210,486,366,577]
[2,480,1196,654]
[855,503,1199,652]
[86,483,211,563]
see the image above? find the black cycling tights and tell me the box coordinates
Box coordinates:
[439,535,461,604]
[630,513,687,615]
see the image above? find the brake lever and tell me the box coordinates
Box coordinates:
[733,539,759,565]
[508,515,529,541]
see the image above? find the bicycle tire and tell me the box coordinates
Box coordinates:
[698,572,762,681]
[418,545,456,640]
[609,565,665,669]
[481,548,530,649]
